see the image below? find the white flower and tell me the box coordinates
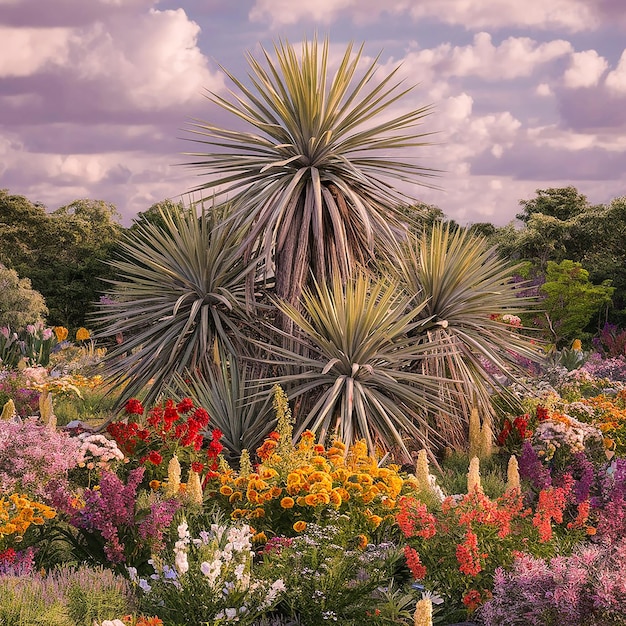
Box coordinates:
[175,550,189,575]
[177,521,189,539]
[200,559,222,587]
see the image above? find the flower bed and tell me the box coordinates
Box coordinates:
[3,362,626,625]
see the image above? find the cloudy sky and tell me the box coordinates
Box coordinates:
[1,0,625,226]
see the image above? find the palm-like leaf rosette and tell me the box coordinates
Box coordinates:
[262,273,453,460]
[185,37,437,311]
[95,204,257,405]
[395,222,542,443]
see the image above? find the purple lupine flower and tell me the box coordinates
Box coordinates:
[518,441,552,490]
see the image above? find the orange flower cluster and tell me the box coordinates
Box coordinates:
[210,432,409,535]
[532,484,569,542]
[404,545,427,579]
[456,529,486,576]
[0,493,56,539]
[574,393,626,455]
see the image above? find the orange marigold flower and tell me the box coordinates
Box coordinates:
[53,326,68,342]
[280,497,295,509]
[149,480,161,491]
[256,440,277,461]
[293,521,307,532]
[229,491,243,503]
[219,485,234,496]
[75,327,90,341]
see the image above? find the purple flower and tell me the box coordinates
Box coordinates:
[518,441,552,490]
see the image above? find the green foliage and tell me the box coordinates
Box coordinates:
[0,264,48,329]
[539,259,614,347]
[0,191,123,329]
[172,349,275,459]
[185,36,437,319]
[96,202,256,406]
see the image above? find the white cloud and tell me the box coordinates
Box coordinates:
[381,34,572,85]
[536,83,552,96]
[0,27,71,76]
[250,0,600,32]
[563,50,608,88]
[66,8,224,110]
[605,50,626,93]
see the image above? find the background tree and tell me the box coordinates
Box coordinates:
[538,260,614,347]
[0,264,47,329]
[0,192,123,329]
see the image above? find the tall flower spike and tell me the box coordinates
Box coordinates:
[165,455,181,497]
[414,597,433,626]
[467,456,483,494]
[415,449,431,494]
[469,407,481,458]
[480,419,494,459]
[1,399,16,421]
[239,449,252,478]
[187,469,203,505]
[506,454,521,491]
[39,389,54,425]
[273,384,294,460]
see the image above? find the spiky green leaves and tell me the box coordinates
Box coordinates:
[95,204,257,405]
[185,37,437,306]
[263,273,451,460]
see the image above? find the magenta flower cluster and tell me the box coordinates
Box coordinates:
[481,540,626,625]
[0,417,80,501]
[70,467,180,565]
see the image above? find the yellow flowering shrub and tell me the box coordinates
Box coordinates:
[206,386,416,538]
[0,493,56,545]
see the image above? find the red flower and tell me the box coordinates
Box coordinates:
[496,419,512,446]
[0,548,16,564]
[513,414,529,438]
[191,461,205,473]
[147,450,163,465]
[462,589,482,611]
[176,398,195,413]
[211,428,223,441]
[193,408,210,428]
[125,398,144,415]
[208,439,224,456]
[536,405,549,421]
[404,545,427,579]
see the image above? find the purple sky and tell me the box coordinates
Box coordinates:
[1,0,625,226]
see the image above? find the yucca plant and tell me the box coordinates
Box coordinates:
[172,348,275,459]
[94,202,259,405]
[393,223,542,445]
[185,36,437,317]
[260,273,454,461]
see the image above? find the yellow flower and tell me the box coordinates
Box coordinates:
[280,496,295,509]
[572,338,582,351]
[53,326,68,342]
[229,491,243,504]
[253,531,267,543]
[357,534,368,549]
[76,327,91,341]
[368,514,383,528]
[220,485,234,496]
[293,520,307,532]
